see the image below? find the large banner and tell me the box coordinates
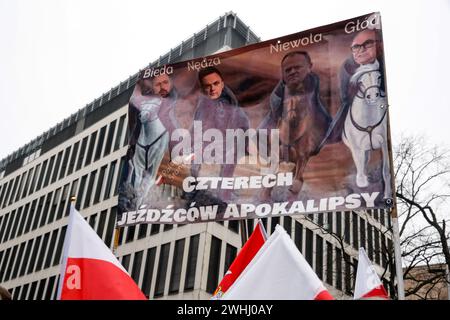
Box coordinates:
[117,12,393,226]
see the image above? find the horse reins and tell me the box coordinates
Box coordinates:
[349,105,387,150]
[136,129,168,170]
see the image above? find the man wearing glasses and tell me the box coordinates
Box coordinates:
[321,28,385,146]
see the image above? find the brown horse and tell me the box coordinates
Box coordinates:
[257,75,331,201]
[278,93,330,196]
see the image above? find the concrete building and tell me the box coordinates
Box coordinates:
[0,12,393,300]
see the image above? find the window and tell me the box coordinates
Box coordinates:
[121,254,131,271]
[103,160,117,200]
[89,214,97,229]
[335,248,342,290]
[224,244,237,275]
[114,115,126,151]
[67,142,79,175]
[96,210,107,239]
[57,184,69,220]
[283,216,292,236]
[76,137,88,171]
[59,147,71,180]
[17,204,29,236]
[142,247,156,297]
[51,151,63,184]
[8,176,21,206]
[43,155,55,188]
[184,234,199,291]
[344,253,352,295]
[271,217,280,234]
[45,276,56,300]
[104,208,117,248]
[228,220,239,233]
[39,192,53,227]
[19,239,34,277]
[83,170,97,209]
[374,229,380,264]
[315,235,323,280]
[76,174,88,209]
[368,224,374,260]
[45,229,59,269]
[94,126,106,161]
[295,222,303,253]
[114,156,126,196]
[49,188,60,224]
[206,236,221,294]
[352,211,358,249]
[22,167,34,198]
[131,250,144,285]
[36,232,50,272]
[85,132,97,166]
[305,228,313,266]
[336,212,342,238]
[94,165,107,204]
[4,245,18,281]
[360,217,366,249]
[27,235,42,274]
[53,226,67,266]
[169,239,185,294]
[15,172,26,202]
[154,243,170,297]
[344,212,351,244]
[326,241,333,285]
[126,225,136,243]
[137,223,148,239]
[32,196,45,231]
[103,120,116,157]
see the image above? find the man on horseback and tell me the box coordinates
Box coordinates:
[322,28,385,145]
[258,51,332,197]
[189,66,250,203]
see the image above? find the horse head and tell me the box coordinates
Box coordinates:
[139,97,162,123]
[351,60,384,106]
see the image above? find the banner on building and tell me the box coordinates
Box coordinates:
[117,12,393,225]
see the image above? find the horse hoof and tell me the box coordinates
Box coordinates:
[356,175,369,188]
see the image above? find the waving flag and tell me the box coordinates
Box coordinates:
[354,247,389,300]
[212,220,268,299]
[222,225,334,300]
[57,205,146,300]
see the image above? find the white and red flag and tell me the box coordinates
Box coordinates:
[57,205,146,300]
[212,220,268,299]
[222,225,334,300]
[354,247,389,300]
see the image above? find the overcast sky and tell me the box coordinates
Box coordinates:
[0,0,449,161]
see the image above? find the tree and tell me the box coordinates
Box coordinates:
[305,135,450,299]
[393,135,450,299]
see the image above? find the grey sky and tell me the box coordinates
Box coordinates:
[0,0,449,161]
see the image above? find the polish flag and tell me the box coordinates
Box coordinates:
[222,225,334,300]
[212,220,268,299]
[354,247,389,300]
[57,206,146,300]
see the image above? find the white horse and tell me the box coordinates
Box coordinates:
[342,60,391,200]
[128,96,169,207]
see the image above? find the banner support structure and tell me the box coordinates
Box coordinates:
[385,105,405,300]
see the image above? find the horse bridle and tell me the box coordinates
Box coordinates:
[354,70,386,100]
[136,129,168,170]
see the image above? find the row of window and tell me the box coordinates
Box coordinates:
[0,157,125,245]
[4,214,393,299]
[0,114,127,210]
[0,207,118,284]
